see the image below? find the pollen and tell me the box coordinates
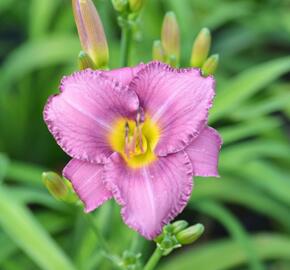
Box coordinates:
[108,114,160,169]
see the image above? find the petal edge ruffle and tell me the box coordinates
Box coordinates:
[104,151,193,239]
[129,61,215,156]
[44,69,139,163]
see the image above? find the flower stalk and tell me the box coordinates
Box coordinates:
[143,247,163,270]
[120,19,133,66]
[112,0,144,66]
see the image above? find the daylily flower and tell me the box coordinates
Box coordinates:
[43,61,222,239]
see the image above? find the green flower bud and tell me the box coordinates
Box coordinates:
[176,223,204,245]
[129,0,143,13]
[112,0,128,13]
[42,172,68,201]
[160,235,174,249]
[72,0,109,68]
[163,223,174,234]
[202,54,219,76]
[172,220,189,234]
[121,250,141,270]
[190,28,211,68]
[78,51,96,70]
[152,40,165,62]
[161,11,180,64]
[154,233,164,244]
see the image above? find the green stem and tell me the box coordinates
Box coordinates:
[85,214,110,254]
[120,22,132,67]
[143,247,163,270]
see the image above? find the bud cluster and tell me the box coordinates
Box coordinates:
[119,250,142,270]
[112,0,143,14]
[154,220,204,256]
[153,12,219,74]
[190,28,219,76]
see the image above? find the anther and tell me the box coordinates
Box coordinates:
[136,107,145,153]
[124,122,130,158]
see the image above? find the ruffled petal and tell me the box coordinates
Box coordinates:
[44,69,139,163]
[103,64,145,86]
[63,159,112,212]
[185,126,222,177]
[104,151,193,239]
[129,61,215,156]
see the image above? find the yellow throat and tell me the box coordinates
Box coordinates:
[109,115,160,169]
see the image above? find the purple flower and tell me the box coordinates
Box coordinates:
[43,61,222,239]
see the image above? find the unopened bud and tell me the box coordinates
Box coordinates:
[163,224,173,234]
[129,0,143,13]
[112,0,128,13]
[176,223,204,245]
[78,51,96,70]
[42,172,68,201]
[72,0,109,68]
[172,220,189,234]
[161,11,180,64]
[160,235,174,249]
[152,40,165,62]
[190,28,211,68]
[202,54,219,76]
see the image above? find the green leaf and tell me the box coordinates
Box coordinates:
[0,185,76,270]
[219,116,280,144]
[220,140,290,169]
[191,178,290,230]
[238,160,290,208]
[194,201,264,270]
[9,186,67,210]
[5,160,46,186]
[158,234,290,270]
[231,89,290,120]
[29,0,60,39]
[0,35,79,89]
[210,56,290,122]
[0,153,9,183]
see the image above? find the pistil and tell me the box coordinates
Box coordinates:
[124,109,146,158]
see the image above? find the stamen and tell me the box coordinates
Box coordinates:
[136,107,145,153]
[124,122,130,158]
[130,128,137,154]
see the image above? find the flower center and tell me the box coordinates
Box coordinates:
[108,112,160,169]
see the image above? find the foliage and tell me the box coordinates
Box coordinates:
[0,0,290,269]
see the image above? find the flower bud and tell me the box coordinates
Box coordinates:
[129,0,143,13]
[42,172,68,201]
[112,0,128,13]
[78,51,96,70]
[172,220,189,234]
[161,11,180,64]
[176,223,204,245]
[160,235,174,249]
[72,0,109,68]
[152,40,165,62]
[190,28,211,68]
[202,54,219,76]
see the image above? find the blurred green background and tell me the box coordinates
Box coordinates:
[1,0,290,269]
